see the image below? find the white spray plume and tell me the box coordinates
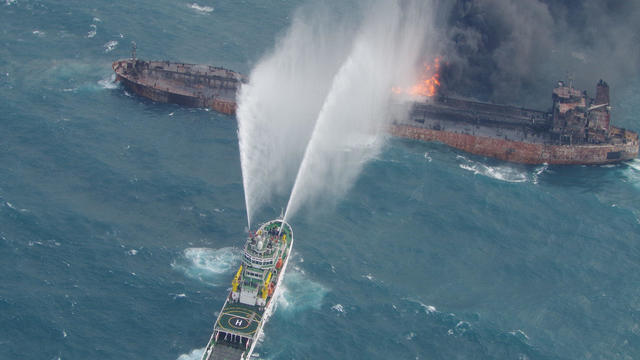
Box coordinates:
[237,8,354,227]
[238,0,435,226]
[283,1,433,221]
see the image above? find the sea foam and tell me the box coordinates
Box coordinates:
[176,347,204,360]
[98,74,117,89]
[104,40,118,53]
[189,3,213,13]
[457,155,547,184]
[276,269,327,316]
[172,247,240,286]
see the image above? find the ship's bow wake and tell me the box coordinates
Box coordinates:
[172,247,240,286]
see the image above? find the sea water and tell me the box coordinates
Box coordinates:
[1,1,640,359]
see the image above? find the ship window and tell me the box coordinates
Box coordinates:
[606,151,621,160]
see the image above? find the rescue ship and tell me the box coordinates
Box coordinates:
[201,219,293,360]
[112,43,244,115]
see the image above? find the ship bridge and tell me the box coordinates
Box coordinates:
[230,221,291,307]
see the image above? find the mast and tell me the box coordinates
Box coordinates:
[131,41,137,61]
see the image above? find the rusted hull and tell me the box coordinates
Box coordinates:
[112,59,241,115]
[210,99,237,115]
[112,58,638,165]
[115,75,237,115]
[390,124,638,164]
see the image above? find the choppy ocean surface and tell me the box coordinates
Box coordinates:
[2,1,640,359]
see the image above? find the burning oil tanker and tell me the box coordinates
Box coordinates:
[111,50,638,165]
[392,79,638,164]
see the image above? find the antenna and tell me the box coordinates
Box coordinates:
[277,208,285,236]
[567,71,574,91]
[131,41,137,61]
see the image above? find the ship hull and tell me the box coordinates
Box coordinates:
[390,124,638,165]
[112,60,241,115]
[112,59,639,164]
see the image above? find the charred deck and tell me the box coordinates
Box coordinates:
[112,58,244,114]
[393,80,638,164]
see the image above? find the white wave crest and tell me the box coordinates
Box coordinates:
[625,159,640,186]
[405,297,437,314]
[87,24,97,38]
[172,247,241,286]
[459,163,526,183]
[176,348,204,360]
[98,74,117,89]
[276,269,327,316]
[189,3,213,13]
[4,201,28,212]
[104,40,118,53]
[532,163,548,184]
[508,329,530,341]
[458,156,547,183]
[454,320,472,333]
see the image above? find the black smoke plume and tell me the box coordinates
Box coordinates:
[435,0,640,109]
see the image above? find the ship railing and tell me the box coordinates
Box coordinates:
[414,105,550,128]
[243,249,277,266]
[216,331,251,349]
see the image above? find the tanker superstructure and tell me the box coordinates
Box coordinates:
[391,80,638,164]
[201,219,293,360]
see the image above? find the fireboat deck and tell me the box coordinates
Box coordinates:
[202,219,294,360]
[216,302,263,337]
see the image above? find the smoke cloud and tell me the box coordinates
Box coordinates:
[436,0,640,108]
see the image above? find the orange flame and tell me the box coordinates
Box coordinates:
[393,57,442,97]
